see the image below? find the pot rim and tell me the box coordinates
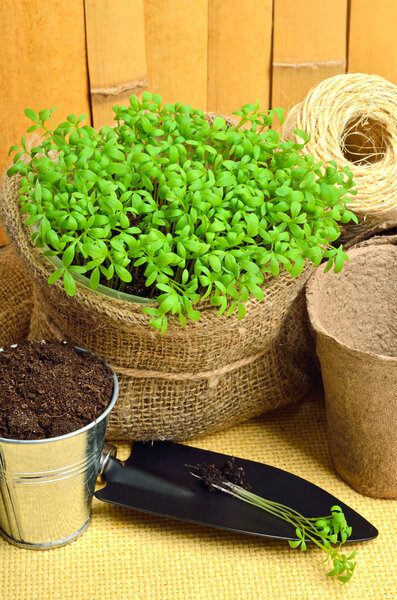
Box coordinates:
[44,251,153,305]
[0,345,119,445]
[306,244,397,362]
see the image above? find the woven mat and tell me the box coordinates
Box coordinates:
[1,388,395,600]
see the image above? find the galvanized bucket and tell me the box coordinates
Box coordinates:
[0,348,118,549]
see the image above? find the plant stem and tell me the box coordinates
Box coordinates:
[190,472,356,583]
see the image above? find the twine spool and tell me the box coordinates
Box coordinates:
[283,73,397,215]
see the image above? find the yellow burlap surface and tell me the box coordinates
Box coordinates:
[1,389,395,600]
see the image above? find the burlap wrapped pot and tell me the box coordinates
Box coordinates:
[1,171,314,441]
[0,244,33,346]
[306,244,397,498]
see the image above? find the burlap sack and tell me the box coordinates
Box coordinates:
[0,171,314,441]
[0,244,33,346]
[306,245,397,498]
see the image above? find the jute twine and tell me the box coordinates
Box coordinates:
[0,114,314,441]
[306,245,397,498]
[283,73,397,216]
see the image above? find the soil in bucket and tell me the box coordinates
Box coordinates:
[0,341,114,440]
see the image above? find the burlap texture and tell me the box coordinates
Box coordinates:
[1,390,396,600]
[306,245,397,498]
[0,244,33,346]
[0,169,313,441]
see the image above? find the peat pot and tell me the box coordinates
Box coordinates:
[306,244,397,499]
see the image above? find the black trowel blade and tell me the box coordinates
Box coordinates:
[95,441,378,542]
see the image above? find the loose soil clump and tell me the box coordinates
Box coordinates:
[194,458,252,492]
[0,341,114,440]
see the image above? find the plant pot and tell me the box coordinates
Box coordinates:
[0,244,33,346]
[0,344,118,549]
[1,171,315,441]
[306,245,397,499]
[343,209,397,250]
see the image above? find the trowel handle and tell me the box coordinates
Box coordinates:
[99,443,118,481]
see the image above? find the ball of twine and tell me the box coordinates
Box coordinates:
[282,73,397,215]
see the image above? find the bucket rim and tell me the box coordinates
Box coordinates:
[0,345,119,445]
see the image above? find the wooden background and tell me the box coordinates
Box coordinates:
[1,0,397,244]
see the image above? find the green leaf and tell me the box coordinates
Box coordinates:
[152,93,162,107]
[293,128,309,143]
[114,264,132,282]
[209,255,221,272]
[272,107,285,125]
[158,294,177,314]
[334,253,346,273]
[289,223,304,239]
[212,116,226,131]
[160,317,168,334]
[149,316,162,330]
[237,303,247,320]
[42,172,63,183]
[145,269,157,287]
[24,108,39,122]
[246,213,259,237]
[323,258,333,274]
[269,256,279,276]
[290,255,305,277]
[108,163,130,177]
[290,201,301,219]
[62,244,75,267]
[63,270,76,296]
[188,309,200,322]
[47,268,64,285]
[216,173,235,187]
[90,266,100,289]
[156,252,177,267]
[84,243,107,259]
[247,283,264,301]
[46,229,60,249]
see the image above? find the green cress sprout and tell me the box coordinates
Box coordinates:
[190,462,356,583]
[8,94,357,333]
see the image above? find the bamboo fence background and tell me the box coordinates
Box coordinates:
[1,0,397,244]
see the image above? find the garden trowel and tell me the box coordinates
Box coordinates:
[95,441,378,542]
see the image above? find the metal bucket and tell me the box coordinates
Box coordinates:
[0,348,118,549]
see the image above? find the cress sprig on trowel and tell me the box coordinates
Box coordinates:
[189,459,356,583]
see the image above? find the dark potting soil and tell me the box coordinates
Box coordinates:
[100,212,157,298]
[99,265,150,298]
[194,458,252,492]
[0,341,114,440]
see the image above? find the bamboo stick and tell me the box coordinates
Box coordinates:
[0,0,90,246]
[207,0,273,117]
[272,0,348,116]
[85,0,147,128]
[348,0,397,83]
[143,0,208,109]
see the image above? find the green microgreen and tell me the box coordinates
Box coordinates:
[8,94,357,332]
[190,462,356,583]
